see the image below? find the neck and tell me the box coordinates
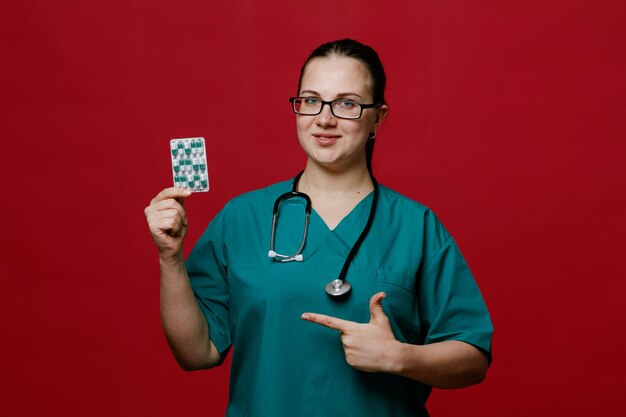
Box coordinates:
[298,161,373,196]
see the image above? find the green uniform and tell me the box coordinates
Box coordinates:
[186,179,493,417]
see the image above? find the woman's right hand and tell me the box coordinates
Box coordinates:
[144,187,192,261]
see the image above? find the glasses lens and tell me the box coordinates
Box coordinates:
[293,98,321,115]
[332,100,361,119]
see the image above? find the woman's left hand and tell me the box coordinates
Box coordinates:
[301,292,402,373]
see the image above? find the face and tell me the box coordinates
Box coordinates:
[296,56,387,172]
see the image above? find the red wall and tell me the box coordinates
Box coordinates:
[2,1,625,415]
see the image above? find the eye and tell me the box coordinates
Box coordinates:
[336,99,357,109]
[302,97,321,106]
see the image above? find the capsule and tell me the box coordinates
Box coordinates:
[200,173,208,188]
[187,174,194,188]
[171,142,178,156]
[184,140,191,155]
[173,159,180,172]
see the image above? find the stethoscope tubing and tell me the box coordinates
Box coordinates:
[269,190,312,262]
[336,177,378,283]
[268,170,378,298]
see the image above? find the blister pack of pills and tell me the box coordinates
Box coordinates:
[170,137,209,192]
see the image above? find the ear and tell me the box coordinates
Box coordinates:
[374,104,388,129]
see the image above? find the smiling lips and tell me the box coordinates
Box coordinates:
[313,133,341,146]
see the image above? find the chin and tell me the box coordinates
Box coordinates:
[310,149,342,165]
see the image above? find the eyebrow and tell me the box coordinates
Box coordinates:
[300,90,363,99]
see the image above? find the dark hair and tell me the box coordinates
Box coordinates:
[298,39,387,175]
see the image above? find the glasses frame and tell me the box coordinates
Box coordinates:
[289,97,380,120]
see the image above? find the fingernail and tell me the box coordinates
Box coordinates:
[301,313,310,320]
[183,190,192,196]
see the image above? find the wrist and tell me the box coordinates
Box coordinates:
[386,340,409,374]
[159,252,184,268]
[388,341,424,376]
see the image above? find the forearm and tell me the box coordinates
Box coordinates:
[388,340,488,389]
[160,255,220,370]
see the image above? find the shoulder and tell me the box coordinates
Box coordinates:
[212,179,292,226]
[377,184,430,213]
[201,179,292,237]
[376,183,451,243]
[223,179,292,211]
[377,184,439,225]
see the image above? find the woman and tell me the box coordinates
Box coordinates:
[145,39,493,417]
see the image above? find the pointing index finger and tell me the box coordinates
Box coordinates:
[301,312,355,333]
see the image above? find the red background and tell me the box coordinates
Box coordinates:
[1,0,625,416]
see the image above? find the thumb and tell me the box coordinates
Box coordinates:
[369,292,388,324]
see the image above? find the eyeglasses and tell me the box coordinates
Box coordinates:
[289,97,379,119]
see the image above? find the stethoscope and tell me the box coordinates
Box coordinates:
[268,171,378,298]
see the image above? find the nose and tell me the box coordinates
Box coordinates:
[315,102,338,127]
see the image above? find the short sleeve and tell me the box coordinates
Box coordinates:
[417,214,493,364]
[185,208,232,360]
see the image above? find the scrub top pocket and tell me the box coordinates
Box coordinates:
[374,269,420,344]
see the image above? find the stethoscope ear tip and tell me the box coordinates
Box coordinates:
[268,250,277,258]
[294,254,304,262]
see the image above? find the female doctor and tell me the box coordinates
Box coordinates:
[145,39,493,417]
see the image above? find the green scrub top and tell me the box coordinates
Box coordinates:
[186,179,493,417]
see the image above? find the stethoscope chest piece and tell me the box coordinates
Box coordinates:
[325,278,351,298]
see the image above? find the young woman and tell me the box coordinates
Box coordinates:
[145,39,493,417]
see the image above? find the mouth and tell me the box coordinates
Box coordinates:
[313,133,341,146]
